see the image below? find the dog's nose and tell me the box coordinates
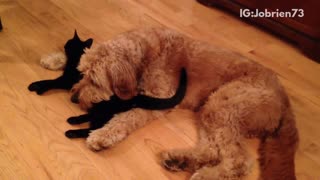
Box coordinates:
[71,92,79,104]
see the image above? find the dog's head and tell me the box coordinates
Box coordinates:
[71,45,138,110]
[64,30,93,63]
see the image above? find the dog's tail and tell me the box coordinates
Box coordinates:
[258,106,299,180]
[134,68,187,109]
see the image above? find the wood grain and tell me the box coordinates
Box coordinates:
[0,0,319,179]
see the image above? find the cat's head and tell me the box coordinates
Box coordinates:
[64,30,93,60]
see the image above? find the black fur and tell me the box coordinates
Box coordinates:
[0,17,3,31]
[28,30,93,95]
[65,68,187,138]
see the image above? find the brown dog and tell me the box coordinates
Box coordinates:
[72,28,299,180]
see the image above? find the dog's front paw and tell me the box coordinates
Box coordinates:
[190,168,221,180]
[190,172,208,180]
[67,116,81,125]
[86,128,127,151]
[190,165,241,180]
[86,131,104,151]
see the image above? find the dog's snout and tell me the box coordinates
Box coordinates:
[71,92,80,104]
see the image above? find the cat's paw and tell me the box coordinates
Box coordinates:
[67,114,90,125]
[28,81,41,91]
[65,130,79,138]
[65,129,89,138]
[67,117,78,125]
[67,116,83,125]
[28,81,49,95]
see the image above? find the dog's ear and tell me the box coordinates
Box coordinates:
[83,38,93,49]
[109,61,137,100]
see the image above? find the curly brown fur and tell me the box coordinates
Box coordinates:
[65,69,187,138]
[73,27,299,180]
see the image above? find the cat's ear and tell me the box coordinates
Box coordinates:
[73,30,80,40]
[83,38,93,48]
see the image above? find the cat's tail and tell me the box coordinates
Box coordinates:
[258,106,299,180]
[136,68,187,109]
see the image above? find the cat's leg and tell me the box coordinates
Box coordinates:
[28,76,73,94]
[86,109,165,151]
[66,109,112,138]
[67,114,91,125]
[65,128,90,138]
[28,79,58,94]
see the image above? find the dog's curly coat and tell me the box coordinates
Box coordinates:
[72,28,299,180]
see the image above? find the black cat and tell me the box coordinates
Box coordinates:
[65,68,187,138]
[28,31,93,95]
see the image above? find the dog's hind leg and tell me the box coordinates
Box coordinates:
[258,107,298,180]
[187,128,252,180]
[160,127,221,172]
[190,162,250,180]
[160,143,220,172]
[187,81,285,179]
[86,109,165,151]
[160,126,251,178]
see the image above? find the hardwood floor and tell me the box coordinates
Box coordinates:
[0,0,319,179]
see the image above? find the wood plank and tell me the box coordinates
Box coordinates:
[0,0,319,179]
